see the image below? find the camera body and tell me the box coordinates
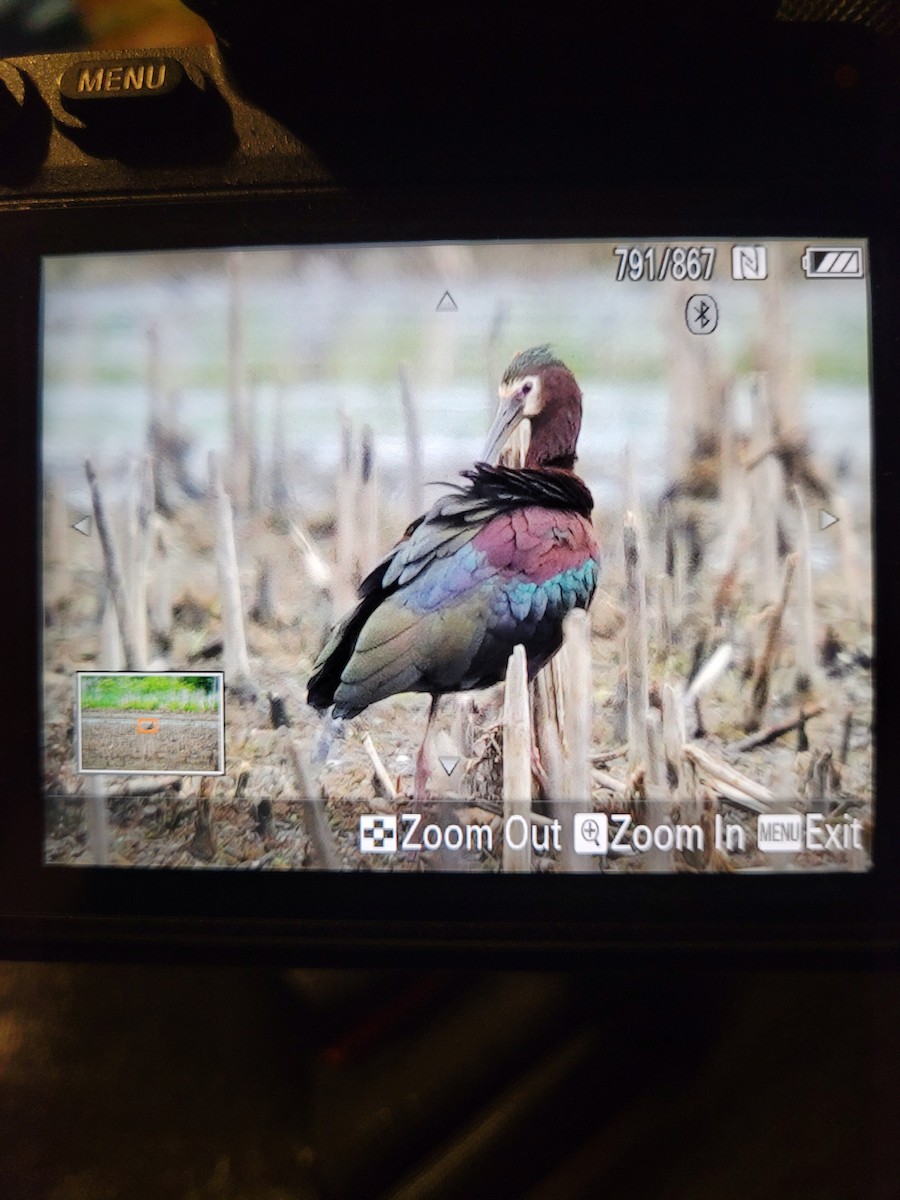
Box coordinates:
[1,24,898,963]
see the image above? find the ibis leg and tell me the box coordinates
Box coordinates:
[531,744,550,794]
[413,694,441,807]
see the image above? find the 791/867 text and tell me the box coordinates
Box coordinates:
[614,245,716,281]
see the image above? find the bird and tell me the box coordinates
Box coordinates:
[307,345,601,801]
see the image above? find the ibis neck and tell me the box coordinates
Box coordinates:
[522,407,581,470]
[520,368,583,470]
[524,447,577,470]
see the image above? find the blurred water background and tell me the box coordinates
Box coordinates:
[42,241,871,519]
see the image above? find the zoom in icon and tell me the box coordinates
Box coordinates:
[574,813,609,854]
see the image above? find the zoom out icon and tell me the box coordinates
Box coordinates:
[574,813,609,854]
[359,814,398,853]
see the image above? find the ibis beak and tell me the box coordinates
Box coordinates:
[481,394,528,464]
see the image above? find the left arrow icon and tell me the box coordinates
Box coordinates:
[71,515,92,536]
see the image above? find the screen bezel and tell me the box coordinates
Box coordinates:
[2,185,897,963]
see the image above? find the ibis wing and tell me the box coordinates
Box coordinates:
[362,463,593,596]
[307,491,489,712]
[306,464,599,716]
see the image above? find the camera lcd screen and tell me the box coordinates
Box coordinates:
[40,239,873,875]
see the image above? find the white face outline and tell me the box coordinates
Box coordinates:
[482,371,546,463]
[497,372,543,418]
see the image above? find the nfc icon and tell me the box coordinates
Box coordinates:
[731,245,768,280]
[359,814,398,854]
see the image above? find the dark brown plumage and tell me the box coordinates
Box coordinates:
[306,346,600,799]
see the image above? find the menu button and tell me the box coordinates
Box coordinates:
[60,58,183,102]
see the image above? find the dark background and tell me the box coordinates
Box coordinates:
[2,2,898,1196]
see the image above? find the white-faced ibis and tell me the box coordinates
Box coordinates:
[307,346,601,800]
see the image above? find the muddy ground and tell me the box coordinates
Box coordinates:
[41,478,874,875]
[78,711,222,773]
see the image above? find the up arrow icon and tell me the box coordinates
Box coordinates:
[436,291,458,312]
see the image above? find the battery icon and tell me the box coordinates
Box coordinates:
[801,247,864,278]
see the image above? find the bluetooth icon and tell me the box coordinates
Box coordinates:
[685,293,719,335]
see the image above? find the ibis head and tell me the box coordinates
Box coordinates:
[482,345,583,470]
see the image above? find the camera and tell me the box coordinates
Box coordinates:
[1,13,897,962]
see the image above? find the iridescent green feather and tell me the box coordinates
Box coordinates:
[500,345,565,385]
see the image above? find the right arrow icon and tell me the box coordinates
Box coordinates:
[819,510,839,531]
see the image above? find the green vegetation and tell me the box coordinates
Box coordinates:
[80,674,220,713]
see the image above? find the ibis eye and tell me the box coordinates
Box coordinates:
[521,382,532,397]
